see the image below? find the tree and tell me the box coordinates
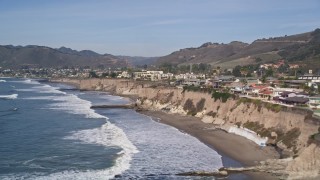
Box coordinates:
[100,72,109,78]
[261,76,267,84]
[110,72,117,78]
[240,67,249,78]
[89,71,98,78]
[143,64,148,69]
[232,65,242,77]
[266,68,274,77]
[278,64,289,73]
[199,63,207,72]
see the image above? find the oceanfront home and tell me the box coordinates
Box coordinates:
[298,74,320,83]
[308,96,320,109]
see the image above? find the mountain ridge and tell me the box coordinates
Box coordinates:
[0,45,127,69]
[1,28,319,69]
[156,29,319,69]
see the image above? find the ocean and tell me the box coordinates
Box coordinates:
[0,78,224,179]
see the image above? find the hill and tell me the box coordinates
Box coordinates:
[0,45,128,69]
[156,29,320,69]
[117,56,159,66]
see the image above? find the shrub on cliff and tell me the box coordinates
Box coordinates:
[183,99,197,115]
[182,85,201,93]
[207,111,217,118]
[196,98,206,112]
[211,91,234,103]
[278,128,301,149]
[160,92,174,104]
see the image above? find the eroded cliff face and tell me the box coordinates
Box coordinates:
[53,78,320,179]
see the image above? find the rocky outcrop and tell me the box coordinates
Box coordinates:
[51,78,320,179]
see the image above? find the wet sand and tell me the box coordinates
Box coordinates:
[140,110,279,179]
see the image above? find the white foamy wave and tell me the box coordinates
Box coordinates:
[21,79,41,85]
[16,85,66,94]
[32,85,66,94]
[23,96,58,100]
[15,89,35,92]
[48,123,139,180]
[48,94,104,119]
[0,79,6,82]
[0,94,18,100]
[38,92,138,179]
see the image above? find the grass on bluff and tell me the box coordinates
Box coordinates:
[211,91,235,103]
[236,97,282,113]
[243,121,301,151]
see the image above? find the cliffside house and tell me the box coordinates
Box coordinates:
[308,96,320,109]
[284,80,307,89]
[117,71,132,78]
[182,79,206,86]
[298,74,320,83]
[134,71,171,81]
[277,96,309,105]
[175,73,206,80]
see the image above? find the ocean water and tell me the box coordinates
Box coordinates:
[0,78,223,180]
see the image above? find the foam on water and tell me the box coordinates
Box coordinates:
[22,79,41,85]
[0,94,18,100]
[0,80,6,82]
[21,83,139,180]
[16,84,66,94]
[11,79,41,85]
[47,123,139,180]
[2,80,224,179]
[109,111,224,178]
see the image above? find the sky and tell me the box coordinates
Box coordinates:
[0,0,320,57]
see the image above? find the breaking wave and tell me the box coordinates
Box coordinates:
[21,83,138,180]
[0,94,18,100]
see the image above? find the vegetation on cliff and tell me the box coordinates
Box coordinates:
[211,91,235,103]
[241,121,301,155]
[183,99,197,116]
[235,97,283,113]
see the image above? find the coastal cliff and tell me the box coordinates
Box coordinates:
[52,78,320,179]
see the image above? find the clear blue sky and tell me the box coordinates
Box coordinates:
[0,0,319,56]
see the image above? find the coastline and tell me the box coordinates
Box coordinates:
[140,110,279,179]
[139,110,279,167]
[51,79,280,179]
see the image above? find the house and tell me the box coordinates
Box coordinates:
[272,88,303,97]
[217,75,235,82]
[283,80,307,89]
[117,71,131,78]
[308,96,320,109]
[298,74,320,83]
[133,71,164,81]
[183,79,200,86]
[279,97,309,105]
[182,79,206,86]
[258,87,275,99]
[289,64,300,69]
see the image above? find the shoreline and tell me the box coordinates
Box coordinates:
[139,110,279,167]
[51,79,280,179]
[139,110,279,179]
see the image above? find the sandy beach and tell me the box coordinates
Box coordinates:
[140,110,280,179]
[140,110,279,166]
[52,79,280,178]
